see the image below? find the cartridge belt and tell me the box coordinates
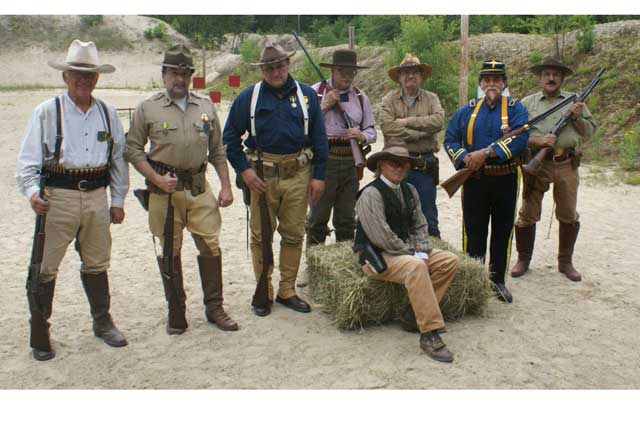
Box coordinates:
[147,158,207,193]
[481,161,521,177]
[43,164,109,191]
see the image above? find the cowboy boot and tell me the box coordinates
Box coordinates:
[197,255,238,331]
[157,255,188,334]
[558,221,582,282]
[81,272,128,347]
[511,224,536,278]
[28,279,56,361]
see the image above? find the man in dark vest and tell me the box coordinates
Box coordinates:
[354,145,460,363]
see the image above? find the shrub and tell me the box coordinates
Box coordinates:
[144,23,168,41]
[80,15,103,29]
[528,51,543,65]
[239,38,261,64]
[619,126,640,170]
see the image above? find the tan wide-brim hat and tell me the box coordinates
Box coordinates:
[388,53,432,83]
[366,144,424,172]
[48,39,115,74]
[529,56,574,77]
[251,45,295,66]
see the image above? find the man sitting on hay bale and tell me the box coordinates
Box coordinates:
[354,144,460,363]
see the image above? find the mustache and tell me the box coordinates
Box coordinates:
[547,80,557,85]
[486,86,499,92]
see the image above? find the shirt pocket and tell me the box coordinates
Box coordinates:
[150,121,178,145]
[192,121,210,145]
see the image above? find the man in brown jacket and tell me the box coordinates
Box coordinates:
[380,53,445,238]
[126,45,238,334]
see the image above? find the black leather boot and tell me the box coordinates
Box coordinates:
[28,279,56,361]
[157,255,188,334]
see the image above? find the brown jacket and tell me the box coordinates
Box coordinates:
[380,88,445,153]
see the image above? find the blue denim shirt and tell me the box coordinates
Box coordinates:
[223,75,328,180]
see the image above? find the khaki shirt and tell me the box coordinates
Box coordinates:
[125,91,226,170]
[380,87,445,153]
[521,90,596,150]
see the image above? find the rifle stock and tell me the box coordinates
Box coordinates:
[26,173,48,316]
[251,158,273,308]
[522,68,605,176]
[441,168,475,198]
[160,190,184,321]
[292,31,366,171]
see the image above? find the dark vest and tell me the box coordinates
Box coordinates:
[354,177,416,251]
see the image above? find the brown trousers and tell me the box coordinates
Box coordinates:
[517,158,579,227]
[249,152,311,300]
[40,187,111,282]
[363,249,459,333]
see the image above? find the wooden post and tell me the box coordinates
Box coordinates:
[202,47,206,86]
[459,15,469,107]
[348,26,355,49]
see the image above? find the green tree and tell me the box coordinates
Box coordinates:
[388,16,459,113]
[356,15,401,44]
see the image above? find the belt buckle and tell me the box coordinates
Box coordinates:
[77,179,88,191]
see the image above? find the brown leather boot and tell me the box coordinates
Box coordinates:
[197,255,238,331]
[511,224,536,278]
[28,279,56,361]
[558,221,582,282]
[157,255,188,334]
[81,272,128,347]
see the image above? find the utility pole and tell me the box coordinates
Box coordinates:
[459,15,469,107]
[348,26,355,49]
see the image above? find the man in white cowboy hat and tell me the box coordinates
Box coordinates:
[223,44,328,317]
[354,144,459,363]
[380,53,445,239]
[511,57,596,282]
[443,60,529,304]
[306,48,377,246]
[16,39,129,361]
[126,44,238,335]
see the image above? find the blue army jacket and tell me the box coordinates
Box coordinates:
[222,75,328,180]
[443,96,529,170]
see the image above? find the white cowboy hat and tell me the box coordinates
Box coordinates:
[48,40,115,74]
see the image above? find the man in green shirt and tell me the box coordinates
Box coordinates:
[511,57,596,282]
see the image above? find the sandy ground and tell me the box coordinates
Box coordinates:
[1,88,639,390]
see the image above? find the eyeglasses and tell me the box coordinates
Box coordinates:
[335,68,357,77]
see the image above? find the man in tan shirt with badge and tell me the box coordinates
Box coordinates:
[126,45,237,334]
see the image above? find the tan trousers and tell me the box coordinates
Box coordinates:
[363,249,459,333]
[249,152,311,300]
[516,158,579,226]
[40,187,111,282]
[149,181,222,256]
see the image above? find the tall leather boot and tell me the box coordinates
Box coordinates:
[558,221,582,281]
[28,279,56,361]
[511,224,536,278]
[197,255,238,331]
[81,272,128,347]
[157,255,188,334]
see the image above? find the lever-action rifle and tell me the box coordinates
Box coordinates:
[251,154,273,310]
[521,67,605,176]
[291,31,369,175]
[26,172,49,317]
[441,93,577,198]
[159,182,185,323]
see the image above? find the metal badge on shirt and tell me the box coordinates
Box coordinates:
[289,95,298,109]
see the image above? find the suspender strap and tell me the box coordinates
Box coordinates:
[250,80,309,138]
[466,98,484,148]
[501,96,509,129]
[96,99,114,165]
[54,96,63,163]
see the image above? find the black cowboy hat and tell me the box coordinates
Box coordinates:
[319,49,369,69]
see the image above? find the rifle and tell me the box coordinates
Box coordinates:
[26,172,48,316]
[441,93,577,198]
[251,156,273,309]
[291,31,367,176]
[521,67,605,176]
[159,187,184,321]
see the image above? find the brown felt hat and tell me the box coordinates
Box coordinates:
[366,144,424,172]
[529,56,574,77]
[252,44,295,66]
[319,49,369,69]
[388,53,432,82]
[158,44,195,71]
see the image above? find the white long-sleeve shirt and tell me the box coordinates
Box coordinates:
[16,92,129,208]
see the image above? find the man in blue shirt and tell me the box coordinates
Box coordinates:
[223,45,328,316]
[443,60,529,303]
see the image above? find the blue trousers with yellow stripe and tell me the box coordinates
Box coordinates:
[461,171,519,286]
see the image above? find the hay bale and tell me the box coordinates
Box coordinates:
[306,240,493,330]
